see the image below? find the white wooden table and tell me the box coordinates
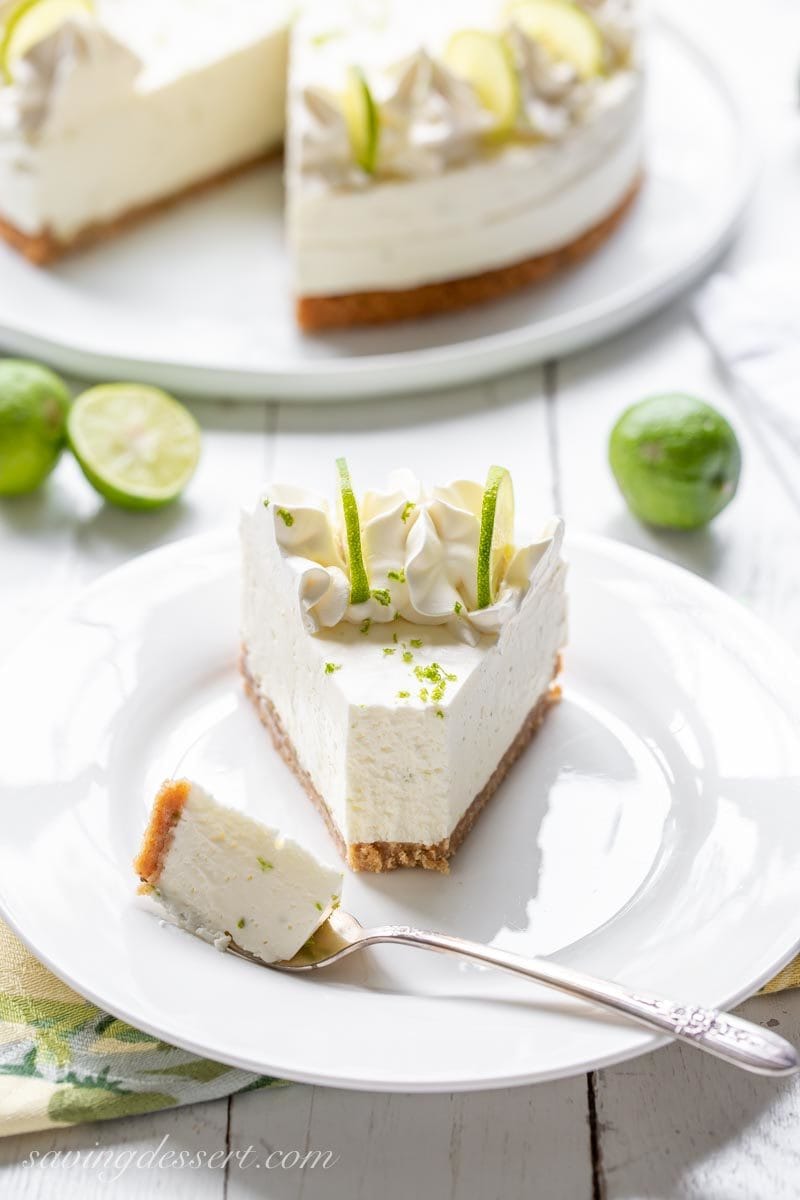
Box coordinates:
[2,1,800,1195]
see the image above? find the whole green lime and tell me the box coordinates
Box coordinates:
[0,359,71,495]
[609,394,741,530]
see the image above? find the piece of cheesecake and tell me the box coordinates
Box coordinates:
[0,0,289,263]
[241,466,567,873]
[134,779,343,963]
[287,0,643,329]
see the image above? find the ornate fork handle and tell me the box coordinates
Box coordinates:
[365,926,798,1077]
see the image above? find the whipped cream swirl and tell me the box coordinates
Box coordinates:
[0,15,141,139]
[265,470,563,645]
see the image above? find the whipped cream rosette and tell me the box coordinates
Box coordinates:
[265,469,563,645]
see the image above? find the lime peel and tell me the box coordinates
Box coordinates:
[335,457,371,604]
[476,465,515,609]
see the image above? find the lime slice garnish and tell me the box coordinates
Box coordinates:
[342,65,380,174]
[0,0,94,84]
[67,384,201,511]
[507,0,604,80]
[444,30,520,133]
[335,457,371,604]
[476,465,515,609]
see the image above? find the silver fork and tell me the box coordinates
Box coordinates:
[228,909,798,1077]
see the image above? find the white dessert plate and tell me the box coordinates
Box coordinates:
[0,14,753,402]
[1,531,800,1092]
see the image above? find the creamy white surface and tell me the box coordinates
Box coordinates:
[0,0,289,239]
[153,781,342,964]
[241,497,567,846]
[287,0,643,294]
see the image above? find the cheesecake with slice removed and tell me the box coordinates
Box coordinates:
[241,462,567,873]
[134,779,342,963]
[0,0,642,327]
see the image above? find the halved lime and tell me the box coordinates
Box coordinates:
[342,66,380,174]
[507,0,604,80]
[0,0,94,84]
[476,465,515,609]
[67,384,201,511]
[335,457,371,604]
[444,30,520,134]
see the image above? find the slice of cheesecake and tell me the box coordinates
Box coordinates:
[241,465,567,873]
[134,779,342,963]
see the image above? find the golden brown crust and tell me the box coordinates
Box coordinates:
[241,650,563,873]
[0,151,278,266]
[133,778,192,892]
[296,176,642,331]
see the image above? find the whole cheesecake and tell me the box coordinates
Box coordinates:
[0,0,642,329]
[240,465,567,872]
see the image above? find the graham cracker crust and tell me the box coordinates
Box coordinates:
[296,175,642,331]
[241,650,563,873]
[0,151,277,266]
[133,778,191,893]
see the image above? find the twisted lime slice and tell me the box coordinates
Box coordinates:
[507,0,604,80]
[342,65,380,174]
[0,0,94,83]
[476,465,515,609]
[445,30,520,133]
[67,384,201,510]
[335,457,371,604]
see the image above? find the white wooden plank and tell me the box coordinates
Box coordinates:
[594,991,800,1200]
[0,1098,228,1199]
[270,369,556,519]
[225,1081,593,1200]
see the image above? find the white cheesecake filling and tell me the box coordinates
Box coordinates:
[0,0,289,240]
[151,782,342,964]
[241,494,567,847]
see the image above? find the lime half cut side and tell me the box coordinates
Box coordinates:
[476,465,515,609]
[508,0,604,80]
[444,30,520,133]
[0,0,94,83]
[335,457,371,604]
[67,384,201,510]
[342,66,380,174]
